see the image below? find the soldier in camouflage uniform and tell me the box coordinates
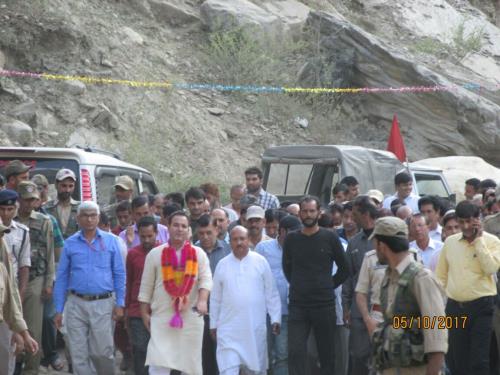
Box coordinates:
[15,181,55,375]
[43,168,80,240]
[104,175,135,229]
[31,174,66,371]
[370,217,447,375]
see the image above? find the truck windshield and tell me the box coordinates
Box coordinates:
[267,164,313,196]
[414,174,448,197]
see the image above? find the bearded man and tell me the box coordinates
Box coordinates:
[282,196,349,375]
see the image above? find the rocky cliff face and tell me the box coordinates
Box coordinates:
[0,0,499,191]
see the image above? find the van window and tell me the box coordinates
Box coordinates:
[95,167,140,206]
[141,180,157,195]
[266,164,313,195]
[0,158,80,201]
[415,174,448,197]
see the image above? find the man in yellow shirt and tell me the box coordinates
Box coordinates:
[436,200,500,375]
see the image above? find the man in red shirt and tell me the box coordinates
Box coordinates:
[126,216,158,375]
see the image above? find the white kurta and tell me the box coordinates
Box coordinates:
[209,251,281,373]
[138,244,212,375]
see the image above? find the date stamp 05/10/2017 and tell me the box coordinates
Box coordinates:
[392,316,468,329]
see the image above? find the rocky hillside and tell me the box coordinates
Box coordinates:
[0,0,499,192]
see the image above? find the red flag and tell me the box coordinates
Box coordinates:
[387,114,407,162]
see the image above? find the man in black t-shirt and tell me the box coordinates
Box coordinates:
[283,195,349,375]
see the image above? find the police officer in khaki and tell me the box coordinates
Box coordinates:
[104,175,135,228]
[370,217,447,375]
[356,248,422,331]
[484,186,500,375]
[484,185,500,238]
[0,224,39,375]
[44,168,80,240]
[14,181,55,375]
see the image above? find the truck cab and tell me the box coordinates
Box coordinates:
[261,145,453,207]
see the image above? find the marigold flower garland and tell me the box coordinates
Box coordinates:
[161,241,198,328]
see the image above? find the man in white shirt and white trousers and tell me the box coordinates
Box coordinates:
[210,226,281,375]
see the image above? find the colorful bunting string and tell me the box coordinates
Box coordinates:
[0,69,499,95]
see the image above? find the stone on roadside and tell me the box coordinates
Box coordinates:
[207,107,225,116]
[0,79,29,101]
[293,117,309,129]
[91,104,120,131]
[63,80,87,95]
[35,110,57,129]
[200,0,282,35]
[0,130,14,146]
[0,115,33,145]
[149,0,200,26]
[10,101,37,125]
[120,27,144,45]
[261,0,310,38]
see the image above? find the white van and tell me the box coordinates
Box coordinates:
[0,147,159,206]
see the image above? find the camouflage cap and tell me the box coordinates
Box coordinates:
[239,194,258,207]
[31,174,49,187]
[368,216,408,240]
[114,175,134,191]
[5,160,30,179]
[17,181,40,200]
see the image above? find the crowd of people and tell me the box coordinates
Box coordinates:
[0,159,499,375]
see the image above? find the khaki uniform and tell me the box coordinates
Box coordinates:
[0,238,27,375]
[43,198,80,239]
[16,211,54,375]
[355,249,386,322]
[484,213,500,238]
[356,249,421,323]
[484,212,500,374]
[103,200,131,229]
[374,254,448,375]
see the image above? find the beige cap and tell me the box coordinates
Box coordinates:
[368,216,408,240]
[17,181,40,200]
[5,160,30,179]
[55,168,77,182]
[114,175,134,191]
[367,189,384,204]
[31,174,49,187]
[246,205,265,220]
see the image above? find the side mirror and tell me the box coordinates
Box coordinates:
[449,193,456,204]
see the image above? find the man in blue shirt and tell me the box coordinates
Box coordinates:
[256,214,302,375]
[54,201,126,375]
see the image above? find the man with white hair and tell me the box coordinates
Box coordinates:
[210,226,281,375]
[53,201,126,374]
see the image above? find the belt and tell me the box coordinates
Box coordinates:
[371,304,382,313]
[70,291,112,301]
[450,296,494,308]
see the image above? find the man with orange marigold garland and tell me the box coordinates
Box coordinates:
[139,210,212,375]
